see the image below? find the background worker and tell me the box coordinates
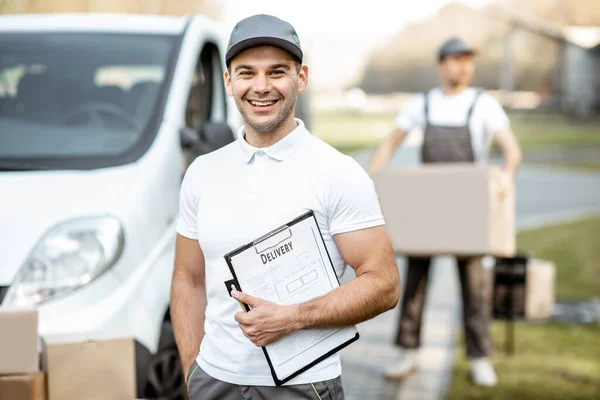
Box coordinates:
[369,37,522,387]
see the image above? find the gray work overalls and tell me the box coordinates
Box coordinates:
[395,90,493,359]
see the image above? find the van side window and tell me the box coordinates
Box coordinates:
[185,48,213,134]
[182,44,231,165]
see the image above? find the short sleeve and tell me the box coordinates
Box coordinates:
[481,94,510,137]
[326,157,385,236]
[176,162,199,240]
[394,94,425,132]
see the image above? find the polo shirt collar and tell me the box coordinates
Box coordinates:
[238,119,308,163]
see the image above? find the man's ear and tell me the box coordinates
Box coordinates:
[224,70,233,97]
[297,65,309,94]
[436,58,445,74]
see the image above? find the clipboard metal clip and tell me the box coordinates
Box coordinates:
[253,226,293,254]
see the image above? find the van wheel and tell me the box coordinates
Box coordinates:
[144,346,186,400]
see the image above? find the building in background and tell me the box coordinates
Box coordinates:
[560,28,600,119]
[492,5,600,119]
[357,0,600,119]
[0,0,223,20]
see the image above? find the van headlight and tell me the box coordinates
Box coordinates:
[3,216,124,307]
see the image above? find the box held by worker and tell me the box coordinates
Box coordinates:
[370,164,515,257]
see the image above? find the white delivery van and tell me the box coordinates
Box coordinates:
[0,13,243,399]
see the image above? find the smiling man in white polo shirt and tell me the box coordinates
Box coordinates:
[170,14,401,400]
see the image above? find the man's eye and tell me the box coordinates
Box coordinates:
[239,71,253,76]
[271,70,285,76]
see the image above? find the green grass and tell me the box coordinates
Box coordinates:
[528,162,600,173]
[312,110,600,168]
[494,112,600,170]
[447,217,600,399]
[447,323,600,400]
[508,112,600,152]
[312,111,396,153]
[517,216,600,300]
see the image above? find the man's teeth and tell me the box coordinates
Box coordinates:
[250,100,276,107]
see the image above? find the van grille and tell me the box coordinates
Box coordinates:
[0,286,8,305]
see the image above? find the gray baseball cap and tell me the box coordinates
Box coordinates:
[438,37,476,60]
[225,14,303,66]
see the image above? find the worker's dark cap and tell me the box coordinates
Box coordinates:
[438,37,476,61]
[225,14,303,66]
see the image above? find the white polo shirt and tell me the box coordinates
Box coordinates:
[395,87,510,163]
[176,119,385,386]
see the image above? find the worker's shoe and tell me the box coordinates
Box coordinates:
[384,349,417,380]
[470,358,498,387]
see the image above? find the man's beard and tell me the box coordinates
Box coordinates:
[448,76,471,88]
[237,92,297,135]
[447,79,461,88]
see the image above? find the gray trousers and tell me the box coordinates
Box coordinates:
[394,256,493,358]
[186,361,345,400]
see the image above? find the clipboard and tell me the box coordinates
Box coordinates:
[223,210,359,386]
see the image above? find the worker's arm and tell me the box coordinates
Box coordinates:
[368,128,408,171]
[492,126,522,198]
[170,234,206,380]
[493,126,522,178]
[232,225,400,347]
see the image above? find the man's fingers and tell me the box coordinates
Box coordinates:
[236,320,280,347]
[231,289,261,307]
[237,322,263,345]
[497,187,505,200]
[235,311,251,325]
[236,319,258,337]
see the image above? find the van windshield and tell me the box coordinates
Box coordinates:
[0,32,178,170]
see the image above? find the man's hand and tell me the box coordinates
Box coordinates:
[182,358,196,384]
[496,169,513,200]
[491,125,521,200]
[232,289,296,347]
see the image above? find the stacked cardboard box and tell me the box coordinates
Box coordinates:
[0,374,46,400]
[0,309,44,400]
[524,259,556,319]
[42,334,136,400]
[493,257,556,320]
[370,164,516,257]
[0,309,136,400]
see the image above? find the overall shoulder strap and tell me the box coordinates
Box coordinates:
[423,91,430,124]
[466,89,483,121]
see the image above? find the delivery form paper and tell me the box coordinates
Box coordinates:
[224,210,359,386]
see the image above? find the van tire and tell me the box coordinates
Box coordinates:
[135,341,153,397]
[158,319,176,351]
[143,321,186,400]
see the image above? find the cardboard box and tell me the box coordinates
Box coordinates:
[370,164,515,257]
[42,335,135,400]
[493,257,556,320]
[525,259,556,319]
[0,309,39,375]
[0,373,46,400]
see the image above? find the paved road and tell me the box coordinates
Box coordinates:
[338,146,600,400]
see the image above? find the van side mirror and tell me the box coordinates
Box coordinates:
[180,126,199,149]
[196,122,235,154]
[180,122,235,155]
